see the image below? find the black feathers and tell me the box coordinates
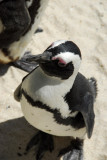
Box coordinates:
[47,41,81,59]
[88,77,98,99]
[40,61,74,80]
[0,0,31,48]
[24,0,41,35]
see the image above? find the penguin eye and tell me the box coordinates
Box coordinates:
[52,57,67,67]
[58,62,66,67]
[57,58,67,67]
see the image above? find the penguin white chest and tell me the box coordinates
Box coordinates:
[21,85,86,138]
[21,95,86,138]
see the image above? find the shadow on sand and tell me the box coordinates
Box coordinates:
[0,117,73,160]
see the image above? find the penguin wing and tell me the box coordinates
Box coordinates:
[66,73,95,138]
[14,84,22,102]
[74,92,95,139]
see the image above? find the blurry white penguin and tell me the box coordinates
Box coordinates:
[0,0,49,73]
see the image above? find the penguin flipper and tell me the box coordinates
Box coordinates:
[74,92,95,139]
[14,84,22,102]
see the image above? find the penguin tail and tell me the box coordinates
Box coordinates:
[88,77,98,99]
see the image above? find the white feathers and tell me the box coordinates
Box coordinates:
[22,67,76,118]
[48,40,67,50]
[21,96,86,138]
[53,52,81,73]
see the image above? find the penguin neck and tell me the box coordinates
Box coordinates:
[27,66,79,118]
[37,66,79,91]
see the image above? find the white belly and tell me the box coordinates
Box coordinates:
[21,96,86,138]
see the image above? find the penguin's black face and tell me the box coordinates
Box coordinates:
[27,40,82,79]
[40,58,74,80]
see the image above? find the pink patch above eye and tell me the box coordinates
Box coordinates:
[52,57,66,65]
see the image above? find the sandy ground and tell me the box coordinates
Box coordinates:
[0,0,107,160]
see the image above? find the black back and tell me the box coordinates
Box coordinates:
[47,41,81,59]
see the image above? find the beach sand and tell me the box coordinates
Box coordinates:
[0,0,107,160]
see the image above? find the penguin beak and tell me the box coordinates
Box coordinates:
[26,51,52,63]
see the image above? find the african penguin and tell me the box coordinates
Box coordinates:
[0,0,49,72]
[14,40,97,160]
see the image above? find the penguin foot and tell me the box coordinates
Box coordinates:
[26,131,54,160]
[58,138,83,160]
[12,52,38,72]
[62,149,83,160]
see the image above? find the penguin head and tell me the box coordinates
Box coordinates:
[27,40,82,79]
